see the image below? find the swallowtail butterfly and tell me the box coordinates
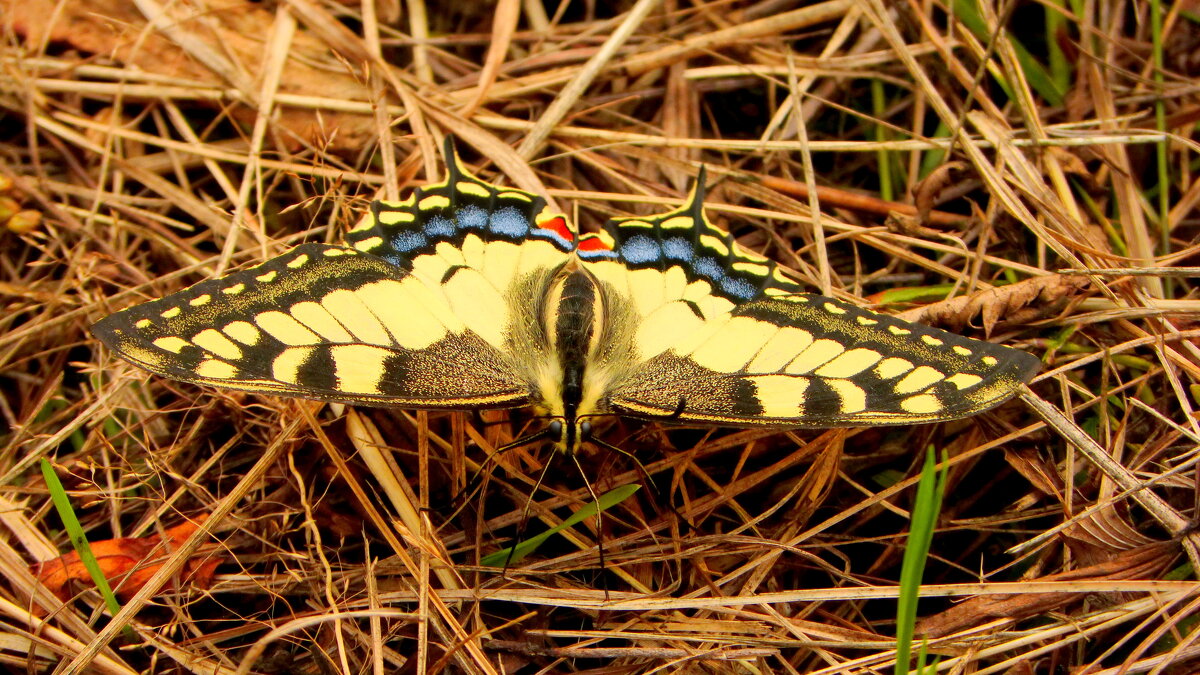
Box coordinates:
[93,140,1039,453]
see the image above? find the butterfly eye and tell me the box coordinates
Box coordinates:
[548,420,564,438]
[580,421,592,438]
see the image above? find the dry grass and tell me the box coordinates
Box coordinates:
[2,0,1199,673]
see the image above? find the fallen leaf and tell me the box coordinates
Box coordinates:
[912,161,968,225]
[5,0,377,151]
[892,274,1090,336]
[915,542,1175,638]
[1003,447,1065,497]
[33,515,221,604]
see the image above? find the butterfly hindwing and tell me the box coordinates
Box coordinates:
[346,148,575,285]
[577,173,801,304]
[578,179,1039,426]
[576,177,799,375]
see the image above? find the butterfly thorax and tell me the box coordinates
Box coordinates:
[534,266,614,454]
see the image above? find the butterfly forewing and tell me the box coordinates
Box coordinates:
[605,293,1039,425]
[92,243,537,407]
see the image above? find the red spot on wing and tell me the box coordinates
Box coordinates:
[541,216,573,242]
[578,235,612,252]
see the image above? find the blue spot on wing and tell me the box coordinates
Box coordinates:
[489,206,529,237]
[456,205,488,230]
[424,215,455,237]
[391,230,426,252]
[720,277,758,300]
[620,235,660,264]
[577,247,618,260]
[662,237,693,260]
[692,257,724,279]
[533,228,575,250]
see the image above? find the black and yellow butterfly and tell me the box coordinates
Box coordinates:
[92,140,1039,453]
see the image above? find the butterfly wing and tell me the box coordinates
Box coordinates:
[93,147,576,409]
[577,179,1039,426]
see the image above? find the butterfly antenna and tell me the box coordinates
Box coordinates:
[501,444,559,573]
[446,425,555,525]
[585,431,657,495]
[570,450,610,601]
[573,397,682,494]
[584,416,697,536]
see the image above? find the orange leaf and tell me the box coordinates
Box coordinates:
[33,514,221,603]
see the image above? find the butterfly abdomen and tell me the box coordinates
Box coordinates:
[531,268,618,453]
[552,270,599,386]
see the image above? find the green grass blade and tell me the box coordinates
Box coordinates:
[482,484,641,567]
[894,447,947,673]
[872,78,895,203]
[40,459,124,617]
[1045,0,1071,94]
[873,284,957,306]
[952,0,1064,106]
[1151,0,1170,262]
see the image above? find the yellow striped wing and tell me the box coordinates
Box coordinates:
[93,149,577,409]
[577,178,1038,426]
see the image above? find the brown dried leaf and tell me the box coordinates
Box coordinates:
[5,0,377,151]
[915,542,1176,638]
[912,161,967,224]
[33,515,221,604]
[885,211,944,241]
[1006,446,1156,554]
[1063,502,1159,554]
[1045,146,1091,179]
[1003,447,1064,497]
[895,274,1090,335]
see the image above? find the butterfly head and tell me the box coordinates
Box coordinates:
[546,416,593,455]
